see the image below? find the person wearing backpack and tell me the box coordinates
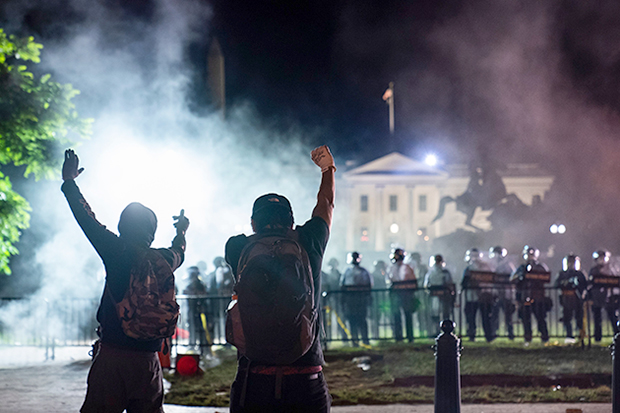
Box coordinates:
[61,149,189,413]
[225,145,335,413]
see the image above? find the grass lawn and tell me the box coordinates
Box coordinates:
[164,338,614,407]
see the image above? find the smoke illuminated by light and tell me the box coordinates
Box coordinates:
[0,0,339,355]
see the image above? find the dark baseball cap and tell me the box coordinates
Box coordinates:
[251,193,293,218]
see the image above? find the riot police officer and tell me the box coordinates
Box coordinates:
[489,246,516,340]
[340,252,373,346]
[423,254,455,336]
[588,249,619,341]
[462,248,494,342]
[371,260,388,289]
[408,252,430,337]
[387,248,417,342]
[555,254,587,343]
[510,246,551,344]
[324,257,342,292]
[183,266,209,352]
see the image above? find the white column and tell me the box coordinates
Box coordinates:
[406,186,415,250]
[375,185,384,251]
[345,185,355,251]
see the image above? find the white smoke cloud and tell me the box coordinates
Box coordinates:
[0,0,333,347]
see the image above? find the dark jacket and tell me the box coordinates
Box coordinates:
[62,180,185,351]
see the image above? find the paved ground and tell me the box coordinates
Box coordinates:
[0,346,612,413]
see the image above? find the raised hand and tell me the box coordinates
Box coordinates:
[62,149,84,181]
[173,209,189,233]
[311,145,336,173]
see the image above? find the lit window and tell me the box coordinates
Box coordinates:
[360,195,368,212]
[418,227,427,238]
[389,195,397,211]
[419,195,427,212]
[361,227,369,242]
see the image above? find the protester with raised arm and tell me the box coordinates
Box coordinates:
[61,149,189,413]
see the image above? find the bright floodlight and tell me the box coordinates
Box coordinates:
[558,224,566,234]
[424,154,438,166]
[550,224,558,234]
[390,223,399,234]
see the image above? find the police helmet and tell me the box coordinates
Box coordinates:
[464,248,482,264]
[522,245,539,262]
[489,246,507,259]
[187,266,200,279]
[430,254,445,268]
[592,250,611,266]
[373,260,386,271]
[562,253,581,272]
[410,252,422,263]
[347,251,362,265]
[390,248,406,263]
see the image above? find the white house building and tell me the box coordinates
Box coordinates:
[338,152,554,259]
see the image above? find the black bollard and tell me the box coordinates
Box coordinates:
[612,322,620,413]
[433,319,461,413]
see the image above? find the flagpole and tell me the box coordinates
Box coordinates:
[383,82,395,135]
[389,82,394,135]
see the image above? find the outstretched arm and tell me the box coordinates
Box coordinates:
[61,149,118,259]
[62,149,84,181]
[162,209,189,271]
[310,145,336,229]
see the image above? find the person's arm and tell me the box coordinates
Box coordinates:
[225,234,247,277]
[461,269,470,288]
[339,268,347,287]
[61,149,118,259]
[310,145,336,229]
[422,272,429,289]
[164,209,188,271]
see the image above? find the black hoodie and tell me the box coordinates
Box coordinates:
[62,180,185,351]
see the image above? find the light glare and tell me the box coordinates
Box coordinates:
[424,154,438,166]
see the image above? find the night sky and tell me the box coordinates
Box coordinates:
[3,0,620,164]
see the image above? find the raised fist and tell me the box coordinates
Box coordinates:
[311,145,336,173]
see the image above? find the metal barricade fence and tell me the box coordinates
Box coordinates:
[0,288,615,352]
[173,295,231,353]
[0,297,99,349]
[320,286,616,345]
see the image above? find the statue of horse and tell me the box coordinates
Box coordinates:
[431,163,522,231]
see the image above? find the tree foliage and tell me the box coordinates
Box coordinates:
[0,29,92,275]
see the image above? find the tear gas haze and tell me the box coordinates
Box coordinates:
[0,0,328,348]
[2,0,620,346]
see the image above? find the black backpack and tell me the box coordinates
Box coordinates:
[226,230,317,365]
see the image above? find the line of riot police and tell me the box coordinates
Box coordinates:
[178,246,620,349]
[323,245,620,345]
